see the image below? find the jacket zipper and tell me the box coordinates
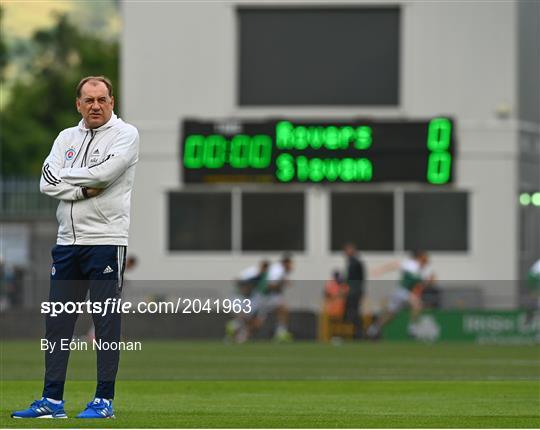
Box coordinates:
[81,130,96,167]
[70,130,96,244]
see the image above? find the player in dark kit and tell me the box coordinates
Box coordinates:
[12,76,139,419]
[343,243,366,339]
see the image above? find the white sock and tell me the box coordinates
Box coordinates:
[46,397,62,404]
[94,397,110,405]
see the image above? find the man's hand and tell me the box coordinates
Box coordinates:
[83,187,104,198]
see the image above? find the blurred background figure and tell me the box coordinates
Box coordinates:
[125,255,138,275]
[324,270,348,320]
[123,254,138,292]
[0,259,24,310]
[318,270,352,342]
[525,259,540,326]
[367,251,436,339]
[0,259,13,311]
[258,254,294,342]
[343,243,365,339]
[527,259,540,291]
[226,259,269,343]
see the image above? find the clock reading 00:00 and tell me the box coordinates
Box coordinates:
[183,134,272,169]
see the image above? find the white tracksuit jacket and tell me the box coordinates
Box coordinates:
[40,113,139,246]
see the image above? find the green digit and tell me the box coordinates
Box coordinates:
[426,118,452,184]
[276,154,295,182]
[250,135,272,168]
[230,135,250,168]
[427,152,452,184]
[184,135,205,168]
[204,135,226,169]
[427,118,451,151]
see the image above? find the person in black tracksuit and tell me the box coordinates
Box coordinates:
[343,243,365,339]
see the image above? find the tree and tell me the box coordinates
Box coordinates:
[1,13,119,176]
[0,7,7,82]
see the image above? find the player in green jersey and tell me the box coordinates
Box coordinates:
[528,259,540,290]
[367,251,436,339]
[525,259,540,328]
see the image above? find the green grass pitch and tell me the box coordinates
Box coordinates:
[1,341,539,428]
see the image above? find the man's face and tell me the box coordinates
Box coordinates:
[76,81,114,129]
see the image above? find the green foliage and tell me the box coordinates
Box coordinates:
[0,8,7,81]
[1,13,118,176]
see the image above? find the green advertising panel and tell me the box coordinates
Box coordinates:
[384,310,540,343]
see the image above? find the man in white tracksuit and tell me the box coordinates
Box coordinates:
[12,76,138,419]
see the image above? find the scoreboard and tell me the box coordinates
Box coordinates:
[181,118,454,184]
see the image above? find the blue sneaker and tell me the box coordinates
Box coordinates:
[76,398,115,419]
[11,398,67,419]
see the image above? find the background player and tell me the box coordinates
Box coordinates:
[367,251,436,339]
[226,260,269,343]
[525,259,540,329]
[257,254,294,342]
[342,243,366,339]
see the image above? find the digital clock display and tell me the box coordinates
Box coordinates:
[181,118,454,184]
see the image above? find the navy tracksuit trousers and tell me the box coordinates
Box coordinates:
[43,245,126,400]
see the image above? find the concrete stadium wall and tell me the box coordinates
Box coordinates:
[121,1,530,310]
